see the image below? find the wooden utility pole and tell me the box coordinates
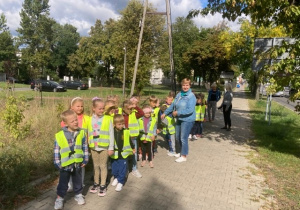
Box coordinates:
[123,43,127,98]
[130,0,148,97]
[130,0,176,96]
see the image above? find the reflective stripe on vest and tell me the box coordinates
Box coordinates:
[110,130,133,159]
[56,130,85,167]
[162,116,175,134]
[128,111,139,137]
[89,115,111,149]
[138,117,157,142]
[195,105,206,121]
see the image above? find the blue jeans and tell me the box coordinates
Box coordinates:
[191,121,203,135]
[130,137,138,171]
[175,120,194,156]
[111,158,128,185]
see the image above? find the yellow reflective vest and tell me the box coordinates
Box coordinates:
[110,129,133,159]
[128,110,139,137]
[138,117,157,142]
[195,105,206,122]
[55,130,85,167]
[88,115,112,149]
[162,116,175,135]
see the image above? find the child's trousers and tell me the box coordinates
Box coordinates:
[191,121,203,135]
[91,150,109,186]
[57,167,82,198]
[111,158,128,185]
[142,141,153,161]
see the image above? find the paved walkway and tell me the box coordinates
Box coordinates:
[18,87,276,210]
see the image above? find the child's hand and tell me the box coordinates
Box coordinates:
[132,149,136,154]
[156,129,161,134]
[150,136,155,141]
[107,150,114,156]
[172,111,178,117]
[81,163,86,168]
[161,114,165,119]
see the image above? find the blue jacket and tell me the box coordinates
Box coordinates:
[164,89,196,122]
[207,89,221,102]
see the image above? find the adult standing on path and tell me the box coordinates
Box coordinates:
[161,78,196,163]
[220,83,233,131]
[207,83,221,122]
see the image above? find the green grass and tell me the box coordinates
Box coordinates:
[0,82,30,88]
[249,98,300,208]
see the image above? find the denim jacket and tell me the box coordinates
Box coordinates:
[164,89,196,122]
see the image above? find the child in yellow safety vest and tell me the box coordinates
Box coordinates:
[88,98,114,197]
[138,104,157,168]
[110,114,134,192]
[189,93,206,140]
[60,97,90,192]
[54,110,89,209]
[149,95,160,154]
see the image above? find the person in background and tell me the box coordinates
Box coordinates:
[110,114,134,192]
[161,78,196,163]
[207,83,221,122]
[148,95,160,154]
[189,93,206,140]
[54,110,89,209]
[219,83,233,131]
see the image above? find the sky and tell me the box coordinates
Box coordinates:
[0,0,241,36]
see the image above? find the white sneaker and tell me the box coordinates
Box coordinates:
[111,178,118,186]
[174,153,181,158]
[115,183,123,192]
[192,135,198,140]
[54,197,64,210]
[175,156,187,163]
[74,194,85,205]
[167,151,175,156]
[131,170,142,178]
[188,134,192,139]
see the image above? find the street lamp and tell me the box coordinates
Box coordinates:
[123,44,127,98]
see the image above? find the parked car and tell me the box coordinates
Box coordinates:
[272,87,290,97]
[60,80,89,90]
[30,80,66,92]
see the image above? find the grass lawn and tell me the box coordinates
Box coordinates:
[249,98,300,209]
[0,82,30,88]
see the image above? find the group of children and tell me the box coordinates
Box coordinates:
[53,92,207,209]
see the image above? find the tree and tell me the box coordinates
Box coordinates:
[0,13,16,75]
[189,0,300,100]
[17,0,55,79]
[50,23,80,78]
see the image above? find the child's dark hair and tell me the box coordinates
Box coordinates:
[160,104,168,112]
[149,95,158,103]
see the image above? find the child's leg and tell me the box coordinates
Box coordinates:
[141,142,147,161]
[170,134,176,153]
[190,122,197,135]
[71,167,83,196]
[57,170,71,198]
[199,122,203,135]
[111,159,119,179]
[99,150,109,186]
[130,137,138,171]
[91,150,101,185]
[117,159,128,185]
[147,141,153,162]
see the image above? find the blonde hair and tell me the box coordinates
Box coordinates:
[70,97,84,114]
[61,110,76,122]
[113,114,124,124]
[122,99,132,109]
[107,95,119,105]
[149,95,158,103]
[181,78,191,85]
[92,98,104,108]
[211,83,217,88]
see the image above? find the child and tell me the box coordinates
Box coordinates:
[148,95,160,153]
[107,95,122,114]
[110,114,134,191]
[160,104,178,157]
[61,97,90,192]
[138,105,157,168]
[54,110,89,209]
[189,94,206,140]
[88,98,114,197]
[122,99,144,178]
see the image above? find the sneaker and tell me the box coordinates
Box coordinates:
[188,134,192,139]
[111,178,118,186]
[98,185,106,197]
[175,156,187,163]
[192,135,198,140]
[149,161,154,168]
[167,151,175,157]
[54,197,64,210]
[115,183,123,192]
[74,194,85,205]
[89,184,99,193]
[131,170,142,178]
[174,153,181,158]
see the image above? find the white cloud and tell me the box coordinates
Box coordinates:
[1,0,240,36]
